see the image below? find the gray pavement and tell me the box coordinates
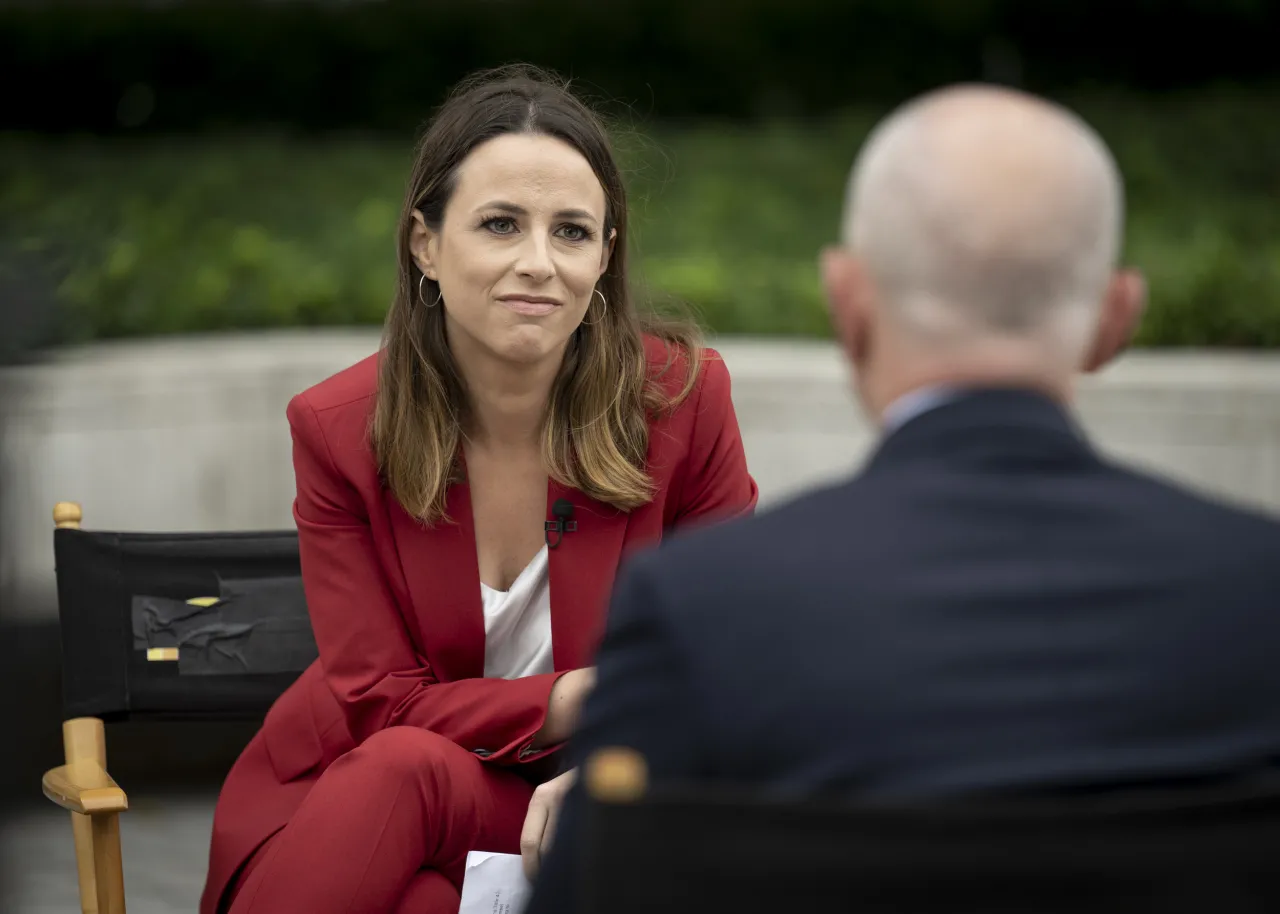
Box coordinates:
[3,791,217,913]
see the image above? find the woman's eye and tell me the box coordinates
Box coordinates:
[557,224,588,242]
[486,218,517,234]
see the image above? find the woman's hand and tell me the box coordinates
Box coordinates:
[519,767,577,880]
[532,667,596,749]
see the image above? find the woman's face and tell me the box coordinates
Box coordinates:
[411,133,615,369]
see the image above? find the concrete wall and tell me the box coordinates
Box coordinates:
[4,331,1280,621]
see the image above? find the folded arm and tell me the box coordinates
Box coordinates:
[289,394,574,764]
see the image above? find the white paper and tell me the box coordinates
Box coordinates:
[457,851,533,914]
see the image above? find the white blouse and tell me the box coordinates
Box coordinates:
[480,545,553,680]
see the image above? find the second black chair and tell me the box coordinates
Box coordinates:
[580,747,1280,914]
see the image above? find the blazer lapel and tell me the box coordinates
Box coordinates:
[547,480,631,671]
[384,481,486,683]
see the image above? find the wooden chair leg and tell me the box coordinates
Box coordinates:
[90,813,126,914]
[63,718,126,914]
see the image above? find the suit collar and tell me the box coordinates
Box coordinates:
[881,385,962,433]
[867,387,1092,473]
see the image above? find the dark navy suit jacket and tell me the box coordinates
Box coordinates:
[528,389,1280,913]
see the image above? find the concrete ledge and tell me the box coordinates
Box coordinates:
[4,331,1280,620]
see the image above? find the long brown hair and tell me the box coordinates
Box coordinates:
[373,65,702,524]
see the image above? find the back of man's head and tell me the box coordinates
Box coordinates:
[822,84,1145,421]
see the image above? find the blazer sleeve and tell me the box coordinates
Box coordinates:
[288,394,564,765]
[672,352,759,527]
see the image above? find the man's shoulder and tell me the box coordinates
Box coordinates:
[632,454,1280,605]
[633,477,862,591]
[1107,454,1280,533]
[1104,459,1280,571]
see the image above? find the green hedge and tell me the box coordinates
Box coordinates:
[4,90,1280,346]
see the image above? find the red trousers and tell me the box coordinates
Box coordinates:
[223,727,535,914]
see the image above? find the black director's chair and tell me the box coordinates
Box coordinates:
[41,502,316,914]
[580,748,1280,914]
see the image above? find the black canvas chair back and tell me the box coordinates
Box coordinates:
[53,501,316,721]
[44,502,317,914]
[580,749,1280,914]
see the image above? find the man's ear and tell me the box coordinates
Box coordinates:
[1081,268,1146,373]
[409,210,440,280]
[821,247,873,364]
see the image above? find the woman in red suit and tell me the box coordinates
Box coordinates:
[200,65,757,914]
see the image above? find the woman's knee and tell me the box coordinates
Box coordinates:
[345,727,474,786]
[339,728,491,864]
[393,869,460,914]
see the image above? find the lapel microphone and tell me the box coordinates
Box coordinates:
[544,498,577,549]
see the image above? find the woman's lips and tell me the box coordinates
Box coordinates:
[500,299,560,317]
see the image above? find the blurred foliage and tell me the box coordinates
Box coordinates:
[4,0,1280,133]
[2,89,1279,346]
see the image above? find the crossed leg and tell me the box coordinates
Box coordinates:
[226,727,534,914]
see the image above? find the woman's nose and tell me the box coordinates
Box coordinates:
[513,233,555,281]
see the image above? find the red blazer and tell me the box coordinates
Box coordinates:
[202,336,757,912]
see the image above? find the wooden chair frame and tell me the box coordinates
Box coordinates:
[42,502,128,914]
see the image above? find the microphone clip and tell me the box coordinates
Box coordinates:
[544,498,578,549]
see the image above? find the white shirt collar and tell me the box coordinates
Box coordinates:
[881,386,960,434]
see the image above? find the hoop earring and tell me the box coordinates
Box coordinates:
[580,287,607,326]
[418,273,441,308]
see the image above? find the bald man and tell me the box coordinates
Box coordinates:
[527,86,1280,910]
